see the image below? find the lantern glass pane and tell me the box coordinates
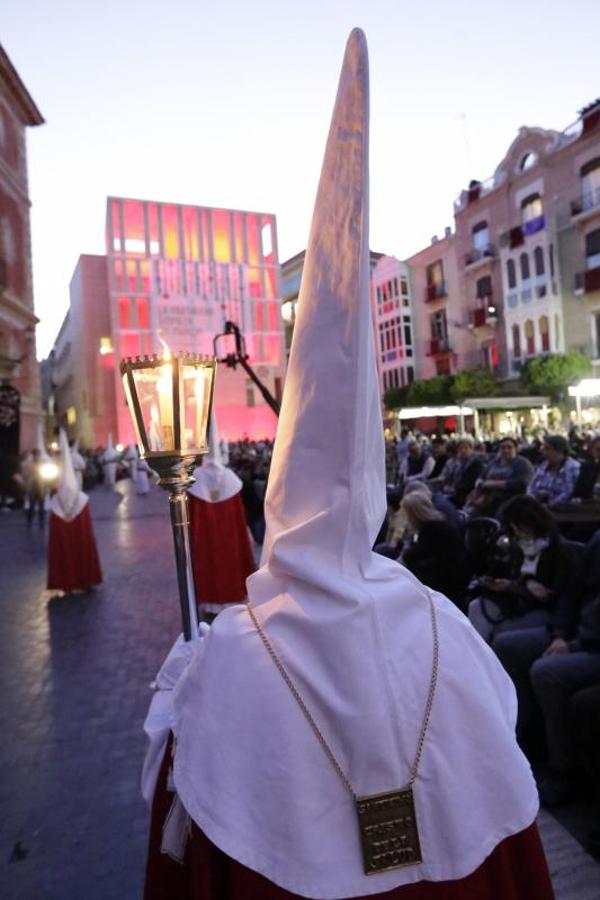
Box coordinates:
[132,363,176,451]
[122,374,145,450]
[181,363,213,451]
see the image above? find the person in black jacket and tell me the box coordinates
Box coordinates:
[400,489,469,605]
[449,437,487,509]
[573,434,600,499]
[493,529,600,803]
[468,495,578,643]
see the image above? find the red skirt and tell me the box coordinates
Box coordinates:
[188,493,256,606]
[47,506,102,592]
[144,739,555,900]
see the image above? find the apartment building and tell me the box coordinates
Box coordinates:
[370,255,417,391]
[453,98,600,377]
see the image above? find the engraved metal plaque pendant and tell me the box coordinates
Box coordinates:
[356,788,422,875]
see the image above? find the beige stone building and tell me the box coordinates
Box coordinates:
[0,46,43,457]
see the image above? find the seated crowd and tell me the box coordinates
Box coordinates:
[379,428,600,857]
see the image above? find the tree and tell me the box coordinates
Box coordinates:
[451,368,498,402]
[407,374,454,406]
[521,352,592,401]
[383,386,409,411]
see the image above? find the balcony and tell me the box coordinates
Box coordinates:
[469,304,498,328]
[500,217,545,248]
[427,338,451,356]
[571,186,600,222]
[522,215,545,236]
[575,266,600,295]
[424,282,447,303]
[464,244,496,269]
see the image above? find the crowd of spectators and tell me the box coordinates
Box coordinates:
[381,427,600,857]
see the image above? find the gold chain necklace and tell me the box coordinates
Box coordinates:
[246,587,439,875]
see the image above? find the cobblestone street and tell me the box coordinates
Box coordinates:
[0,481,179,900]
[0,479,599,900]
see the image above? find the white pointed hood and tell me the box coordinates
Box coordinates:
[187,410,241,503]
[50,429,88,521]
[172,29,538,899]
[36,422,50,461]
[103,432,119,462]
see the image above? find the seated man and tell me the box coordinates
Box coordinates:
[527,435,580,507]
[449,437,486,509]
[466,437,533,517]
[493,531,600,803]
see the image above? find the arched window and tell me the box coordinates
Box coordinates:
[512,324,521,359]
[534,247,545,276]
[520,253,530,280]
[506,259,516,289]
[539,315,549,352]
[520,152,538,172]
[524,319,535,355]
[554,314,561,350]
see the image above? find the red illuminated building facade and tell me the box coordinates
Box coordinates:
[48,197,285,446]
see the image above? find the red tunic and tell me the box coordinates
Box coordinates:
[144,740,555,900]
[47,505,102,592]
[188,493,256,606]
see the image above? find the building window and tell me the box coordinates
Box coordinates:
[430,309,448,343]
[476,275,492,300]
[581,157,600,209]
[520,152,538,172]
[472,220,490,252]
[594,313,600,358]
[521,194,544,235]
[506,259,516,289]
[401,278,408,295]
[520,253,531,280]
[481,342,497,370]
[407,366,415,383]
[585,228,600,270]
[435,358,451,375]
[524,319,535,355]
[512,324,521,359]
[554,314,561,350]
[534,247,545,276]
[539,315,550,352]
[426,260,445,299]
[404,324,412,345]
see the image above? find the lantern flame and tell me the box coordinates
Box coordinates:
[159,337,172,361]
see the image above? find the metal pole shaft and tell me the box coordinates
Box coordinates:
[168,488,199,642]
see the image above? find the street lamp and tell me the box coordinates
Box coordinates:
[120,348,216,640]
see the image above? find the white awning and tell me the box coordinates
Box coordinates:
[396,405,474,420]
[462,396,550,410]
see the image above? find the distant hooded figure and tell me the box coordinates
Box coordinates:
[70,438,86,490]
[186,412,256,617]
[102,433,119,487]
[47,429,102,593]
[142,30,552,900]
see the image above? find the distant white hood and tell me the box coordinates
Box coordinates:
[172,28,538,899]
[50,429,88,521]
[187,411,241,503]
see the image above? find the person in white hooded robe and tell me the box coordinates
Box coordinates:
[102,433,119,488]
[186,412,256,619]
[70,438,86,490]
[47,429,102,593]
[142,29,553,900]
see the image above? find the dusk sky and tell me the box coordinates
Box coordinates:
[3,0,600,357]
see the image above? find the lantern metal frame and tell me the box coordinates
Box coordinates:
[120,351,217,640]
